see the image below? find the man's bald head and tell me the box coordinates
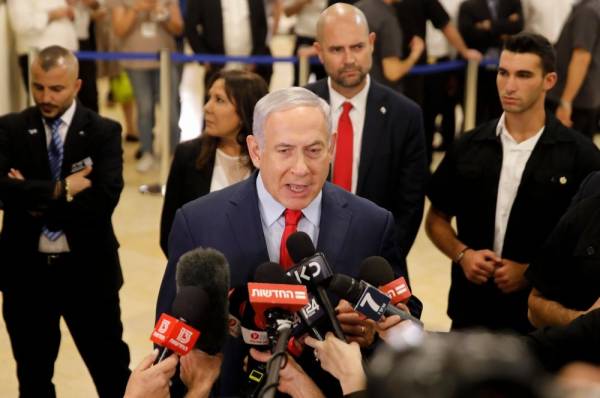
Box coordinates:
[316,3,370,43]
[314,3,374,98]
[34,45,79,79]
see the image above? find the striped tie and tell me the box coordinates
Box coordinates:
[42,119,64,241]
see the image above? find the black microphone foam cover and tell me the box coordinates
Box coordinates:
[286,231,316,263]
[175,247,231,354]
[254,262,298,284]
[172,286,210,329]
[359,256,395,287]
[328,274,362,304]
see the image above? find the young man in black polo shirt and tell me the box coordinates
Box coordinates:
[425,33,600,334]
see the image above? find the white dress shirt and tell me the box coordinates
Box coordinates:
[221,0,253,70]
[256,173,321,263]
[7,0,78,55]
[39,101,78,253]
[493,113,544,256]
[328,75,370,193]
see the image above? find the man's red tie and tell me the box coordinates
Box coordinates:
[279,209,303,269]
[333,101,353,191]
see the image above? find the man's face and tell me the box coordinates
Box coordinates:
[31,61,81,119]
[247,106,335,210]
[496,51,556,114]
[315,18,375,92]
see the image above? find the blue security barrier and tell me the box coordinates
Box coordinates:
[75,50,498,76]
[72,50,491,185]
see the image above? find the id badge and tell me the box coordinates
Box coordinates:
[141,22,157,38]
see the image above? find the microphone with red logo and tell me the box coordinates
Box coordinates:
[358,256,422,319]
[327,271,423,327]
[285,231,347,341]
[151,285,207,363]
[359,256,412,304]
[249,262,309,398]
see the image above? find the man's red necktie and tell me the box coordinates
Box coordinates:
[333,101,353,191]
[279,209,303,269]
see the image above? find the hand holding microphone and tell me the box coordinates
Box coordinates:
[180,349,223,398]
[304,332,366,396]
[335,299,376,347]
[124,349,178,398]
[249,348,325,398]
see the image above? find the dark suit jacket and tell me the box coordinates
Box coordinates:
[0,104,124,292]
[185,0,272,82]
[156,172,406,396]
[159,138,214,256]
[458,0,524,53]
[428,113,600,333]
[306,79,428,269]
[528,308,600,371]
[571,170,600,206]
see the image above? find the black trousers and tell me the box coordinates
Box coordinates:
[423,59,464,164]
[2,253,130,398]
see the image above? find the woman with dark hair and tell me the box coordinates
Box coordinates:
[160,70,269,255]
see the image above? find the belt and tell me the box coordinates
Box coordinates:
[41,252,70,266]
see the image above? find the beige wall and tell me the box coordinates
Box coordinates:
[0,4,26,115]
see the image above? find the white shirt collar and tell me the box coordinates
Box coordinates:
[44,100,77,129]
[327,75,371,113]
[496,112,544,149]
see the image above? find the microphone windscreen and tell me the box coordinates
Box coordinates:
[286,231,316,263]
[171,286,210,329]
[359,256,395,287]
[254,262,297,284]
[175,247,231,355]
[328,274,362,303]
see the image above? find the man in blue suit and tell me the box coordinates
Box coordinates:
[156,87,410,396]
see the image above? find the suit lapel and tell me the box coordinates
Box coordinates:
[62,104,89,178]
[226,174,269,266]
[311,80,330,102]
[316,183,352,271]
[25,108,52,178]
[357,83,387,190]
[517,116,559,192]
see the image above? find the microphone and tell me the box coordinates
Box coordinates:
[228,287,270,347]
[328,273,423,327]
[249,262,309,398]
[175,247,230,355]
[151,285,207,363]
[359,256,412,305]
[285,231,347,341]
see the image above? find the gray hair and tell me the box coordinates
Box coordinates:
[252,87,332,147]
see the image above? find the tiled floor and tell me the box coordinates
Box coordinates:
[0,35,597,397]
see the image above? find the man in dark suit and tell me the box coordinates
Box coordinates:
[184,0,273,86]
[0,46,130,397]
[306,3,428,264]
[425,33,600,334]
[156,87,412,396]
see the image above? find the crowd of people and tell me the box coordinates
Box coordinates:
[1,0,600,397]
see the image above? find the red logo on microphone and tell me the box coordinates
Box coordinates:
[381,277,411,304]
[150,314,200,355]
